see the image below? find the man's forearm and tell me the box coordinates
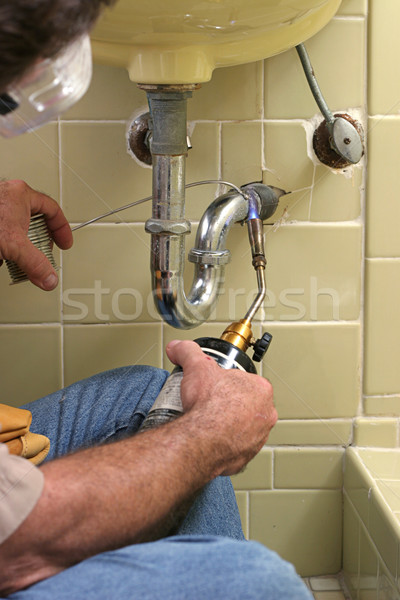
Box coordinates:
[0,342,277,596]
[0,414,218,595]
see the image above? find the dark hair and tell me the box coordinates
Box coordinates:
[0,0,115,91]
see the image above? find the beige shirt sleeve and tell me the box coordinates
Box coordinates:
[0,442,44,544]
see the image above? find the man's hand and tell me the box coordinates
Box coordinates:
[0,179,73,290]
[166,339,277,477]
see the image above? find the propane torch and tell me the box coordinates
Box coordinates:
[140,189,273,431]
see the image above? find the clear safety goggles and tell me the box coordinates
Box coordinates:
[0,34,92,137]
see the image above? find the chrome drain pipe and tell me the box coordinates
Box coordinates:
[142,84,283,329]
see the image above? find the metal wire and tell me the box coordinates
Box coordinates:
[71,179,245,231]
[7,180,247,285]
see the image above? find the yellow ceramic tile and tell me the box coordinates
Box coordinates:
[0,249,61,323]
[314,593,346,600]
[337,0,367,14]
[359,591,379,600]
[364,397,400,417]
[359,590,379,600]
[162,321,261,374]
[370,489,400,561]
[357,449,400,482]
[266,419,352,446]
[63,323,162,386]
[188,61,263,121]
[234,491,248,538]
[264,19,365,119]
[376,482,400,513]
[264,223,362,321]
[263,122,314,192]
[367,492,399,580]
[249,490,342,576]
[366,117,400,258]
[261,184,312,223]
[343,494,360,599]
[0,124,59,199]
[368,1,400,116]
[63,63,147,120]
[377,560,399,600]
[0,326,61,407]
[344,448,374,526]
[62,225,159,323]
[231,449,273,490]
[359,523,379,600]
[185,123,220,220]
[61,122,152,224]
[353,418,398,448]
[396,541,400,598]
[262,323,361,419]
[369,516,397,579]
[274,448,343,489]
[364,260,400,395]
[311,165,363,222]
[221,122,262,186]
[309,576,342,591]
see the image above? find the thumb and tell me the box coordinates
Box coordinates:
[166,339,214,372]
[12,239,58,290]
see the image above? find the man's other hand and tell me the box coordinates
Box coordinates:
[0,179,73,290]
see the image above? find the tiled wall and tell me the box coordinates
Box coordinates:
[364,0,400,418]
[344,448,400,599]
[1,0,399,576]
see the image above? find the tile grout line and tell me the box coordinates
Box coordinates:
[356,1,369,421]
[58,117,65,389]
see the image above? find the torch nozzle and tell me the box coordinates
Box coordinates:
[243,193,267,323]
[247,217,266,269]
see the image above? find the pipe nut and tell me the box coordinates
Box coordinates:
[188,248,231,266]
[145,218,191,235]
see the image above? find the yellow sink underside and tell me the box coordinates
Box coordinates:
[91,0,342,84]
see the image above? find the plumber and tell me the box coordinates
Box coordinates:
[0,2,312,599]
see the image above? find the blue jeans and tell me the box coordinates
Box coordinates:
[8,366,312,600]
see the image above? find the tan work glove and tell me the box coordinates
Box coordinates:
[0,403,50,465]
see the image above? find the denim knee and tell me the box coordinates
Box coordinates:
[165,536,312,599]
[238,541,313,599]
[25,365,169,458]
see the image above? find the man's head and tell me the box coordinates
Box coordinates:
[0,0,114,92]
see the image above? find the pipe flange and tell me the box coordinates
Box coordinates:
[128,112,152,166]
[145,218,191,235]
[188,248,231,266]
[313,113,364,169]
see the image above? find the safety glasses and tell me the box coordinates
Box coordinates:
[0,34,92,137]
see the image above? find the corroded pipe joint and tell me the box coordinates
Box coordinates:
[146,89,193,156]
[241,183,285,221]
